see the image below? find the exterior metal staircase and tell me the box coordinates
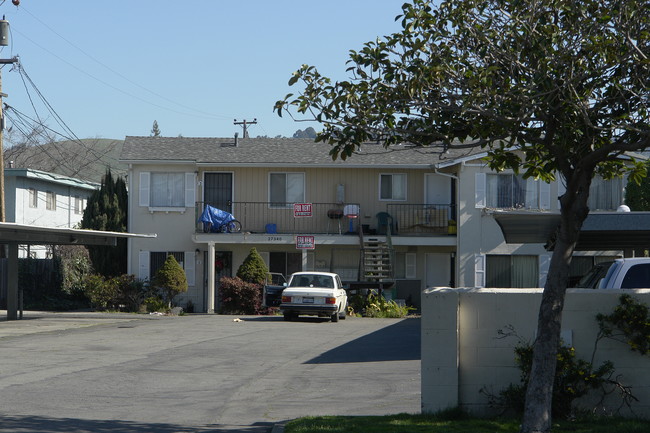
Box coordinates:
[361,237,394,283]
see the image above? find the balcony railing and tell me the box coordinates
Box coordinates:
[196,202,360,235]
[195,202,457,236]
[387,203,457,235]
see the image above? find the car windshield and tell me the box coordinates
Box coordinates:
[575,262,614,288]
[290,274,334,288]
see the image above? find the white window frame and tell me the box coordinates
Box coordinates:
[46,191,56,211]
[379,173,407,201]
[28,188,38,208]
[139,171,195,212]
[151,172,185,208]
[74,196,83,215]
[475,172,551,210]
[269,172,305,208]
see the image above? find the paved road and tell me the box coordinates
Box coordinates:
[0,312,421,433]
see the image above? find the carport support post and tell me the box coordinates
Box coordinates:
[207,242,215,313]
[302,249,308,271]
[6,242,18,320]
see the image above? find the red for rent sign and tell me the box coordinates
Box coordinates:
[293,203,312,217]
[296,235,315,249]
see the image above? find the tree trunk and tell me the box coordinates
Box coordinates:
[520,172,592,433]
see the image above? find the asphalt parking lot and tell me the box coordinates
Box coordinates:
[0,311,421,433]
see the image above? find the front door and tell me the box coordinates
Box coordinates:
[204,172,233,212]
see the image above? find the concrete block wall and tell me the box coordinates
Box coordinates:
[422,288,650,417]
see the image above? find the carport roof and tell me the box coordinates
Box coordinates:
[489,210,650,251]
[0,222,156,246]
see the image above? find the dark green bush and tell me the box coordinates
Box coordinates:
[83,274,119,310]
[597,294,650,355]
[113,274,147,312]
[144,296,168,313]
[219,276,268,315]
[236,247,268,284]
[491,343,614,419]
[152,255,188,307]
[82,273,147,312]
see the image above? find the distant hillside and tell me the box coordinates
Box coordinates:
[3,138,127,183]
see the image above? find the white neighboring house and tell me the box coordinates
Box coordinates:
[4,168,99,258]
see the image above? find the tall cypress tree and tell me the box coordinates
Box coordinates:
[81,169,128,277]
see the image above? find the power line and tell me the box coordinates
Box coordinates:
[18,5,230,121]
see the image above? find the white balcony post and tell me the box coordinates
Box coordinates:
[207,242,216,313]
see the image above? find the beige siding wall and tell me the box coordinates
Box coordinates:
[127,162,454,313]
[200,166,439,232]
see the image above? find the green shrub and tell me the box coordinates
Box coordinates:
[83,274,119,310]
[219,276,269,315]
[348,293,413,318]
[494,343,614,419]
[152,255,188,307]
[236,247,269,284]
[82,273,147,312]
[55,245,94,297]
[113,274,147,312]
[597,294,650,355]
[144,296,168,313]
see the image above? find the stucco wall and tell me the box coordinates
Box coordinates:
[422,288,650,417]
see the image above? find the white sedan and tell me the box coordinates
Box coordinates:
[280,272,348,322]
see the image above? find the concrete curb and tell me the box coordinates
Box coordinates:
[271,422,286,433]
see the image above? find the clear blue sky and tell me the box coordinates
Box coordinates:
[0,0,404,142]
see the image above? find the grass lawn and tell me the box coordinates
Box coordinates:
[283,412,650,433]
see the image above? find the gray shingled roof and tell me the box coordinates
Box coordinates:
[120,136,483,168]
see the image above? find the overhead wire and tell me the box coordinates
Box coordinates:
[18,5,232,121]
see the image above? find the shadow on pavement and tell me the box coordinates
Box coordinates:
[0,416,273,433]
[305,318,420,364]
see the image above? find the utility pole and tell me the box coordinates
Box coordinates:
[233,118,257,138]
[0,61,18,223]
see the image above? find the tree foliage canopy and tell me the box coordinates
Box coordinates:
[150,120,161,137]
[276,0,649,183]
[81,169,128,277]
[275,1,649,431]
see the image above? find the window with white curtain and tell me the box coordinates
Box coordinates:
[28,188,38,208]
[46,191,56,210]
[74,197,83,214]
[269,173,304,207]
[380,173,407,200]
[588,176,623,210]
[486,174,539,209]
[151,173,185,207]
[486,255,538,288]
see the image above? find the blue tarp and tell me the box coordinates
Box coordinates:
[198,205,236,233]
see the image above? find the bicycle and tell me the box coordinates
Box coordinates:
[216,219,242,233]
[199,205,242,233]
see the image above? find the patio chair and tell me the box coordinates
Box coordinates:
[376,212,395,235]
